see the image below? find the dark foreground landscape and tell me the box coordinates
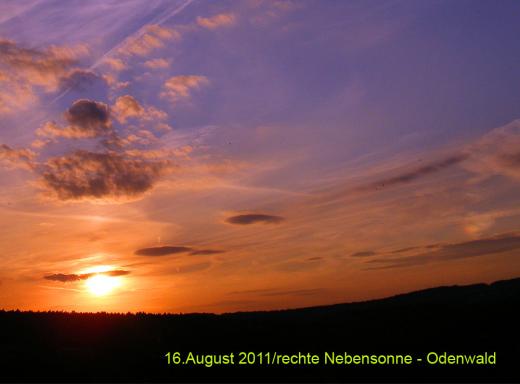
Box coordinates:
[1,277,519,383]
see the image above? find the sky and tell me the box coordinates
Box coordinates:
[1,0,520,313]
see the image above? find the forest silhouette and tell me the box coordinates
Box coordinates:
[1,277,518,382]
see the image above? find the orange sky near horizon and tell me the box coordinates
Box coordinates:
[1,0,520,313]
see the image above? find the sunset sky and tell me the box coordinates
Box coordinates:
[1,0,520,313]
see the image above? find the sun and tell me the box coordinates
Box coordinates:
[85,274,121,296]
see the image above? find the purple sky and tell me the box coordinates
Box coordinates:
[1,0,520,313]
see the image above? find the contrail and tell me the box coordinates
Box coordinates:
[90,0,195,70]
[0,0,42,26]
[50,0,195,105]
[12,0,195,142]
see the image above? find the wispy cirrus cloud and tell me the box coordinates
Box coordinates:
[463,119,520,181]
[367,233,520,269]
[135,245,225,257]
[355,153,469,192]
[189,249,225,256]
[229,287,324,297]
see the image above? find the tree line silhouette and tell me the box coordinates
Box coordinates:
[1,277,519,382]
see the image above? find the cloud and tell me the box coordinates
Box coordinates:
[38,150,171,201]
[197,13,237,29]
[144,58,170,69]
[160,75,209,103]
[0,39,87,88]
[0,38,89,113]
[135,245,192,256]
[65,99,110,133]
[463,119,520,181]
[368,233,520,269]
[0,144,35,169]
[4,95,173,202]
[110,95,167,127]
[103,58,127,71]
[44,269,130,282]
[112,95,144,123]
[226,213,284,225]
[37,99,111,139]
[358,154,469,191]
[351,251,377,257]
[0,79,35,114]
[189,249,225,256]
[118,24,181,57]
[389,246,425,254]
[135,246,225,257]
[58,69,107,91]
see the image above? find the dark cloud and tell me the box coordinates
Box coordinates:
[59,69,107,91]
[307,256,323,261]
[358,154,469,191]
[189,249,225,256]
[64,99,111,137]
[44,269,130,282]
[351,251,377,257]
[44,273,84,282]
[226,213,284,225]
[36,99,112,139]
[38,150,171,201]
[135,246,192,256]
[368,233,520,269]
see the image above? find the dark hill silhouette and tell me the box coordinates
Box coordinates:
[1,277,519,383]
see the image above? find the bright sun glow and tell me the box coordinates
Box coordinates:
[85,274,121,296]
[81,265,114,274]
[82,265,124,297]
